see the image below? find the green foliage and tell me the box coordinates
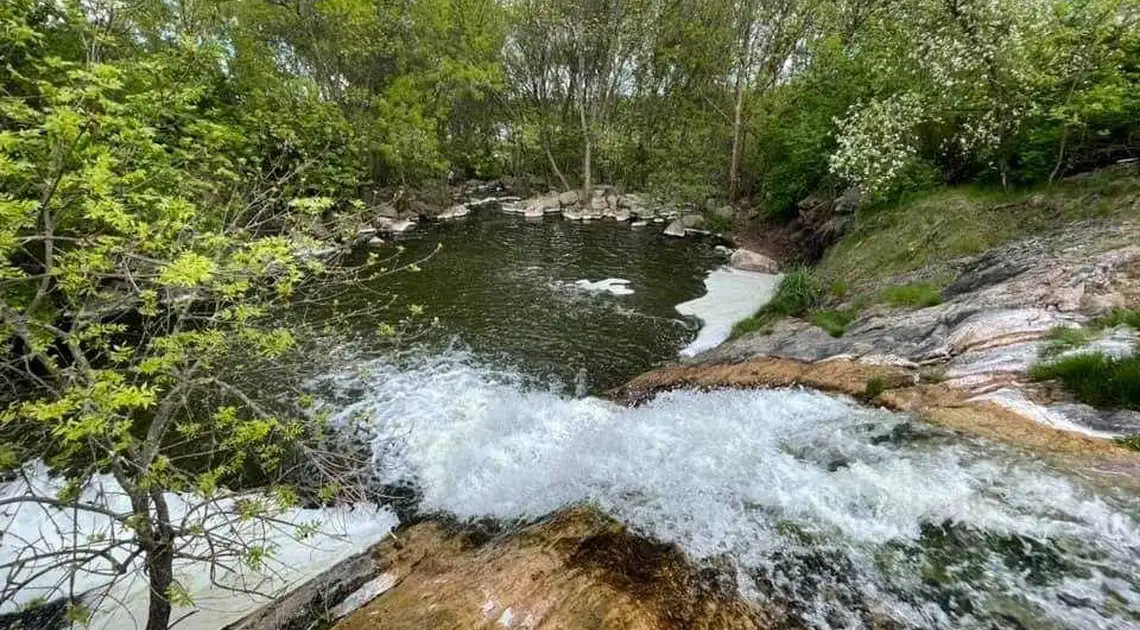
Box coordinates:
[730,268,822,339]
[809,310,857,338]
[1114,435,1140,451]
[1040,326,1101,358]
[820,170,1140,287]
[863,377,889,401]
[1097,309,1140,330]
[1030,353,1140,410]
[881,282,944,309]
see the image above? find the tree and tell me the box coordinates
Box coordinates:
[0,6,422,629]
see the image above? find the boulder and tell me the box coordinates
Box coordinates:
[614,209,632,222]
[377,217,416,234]
[680,214,706,229]
[367,236,386,248]
[713,205,736,221]
[631,220,648,228]
[729,248,780,274]
[558,190,579,207]
[524,196,560,215]
[523,205,545,218]
[589,195,608,212]
[664,220,687,237]
[374,203,399,220]
[605,194,619,210]
[356,226,378,239]
[437,204,470,220]
[562,209,584,221]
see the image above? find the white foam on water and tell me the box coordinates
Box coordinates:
[572,278,635,296]
[328,352,1140,630]
[676,267,781,356]
[0,465,397,630]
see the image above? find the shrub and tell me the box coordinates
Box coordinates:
[863,376,888,401]
[1115,435,1140,452]
[1030,352,1140,411]
[809,310,857,338]
[881,281,943,308]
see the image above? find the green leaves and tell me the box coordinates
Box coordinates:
[159,252,217,288]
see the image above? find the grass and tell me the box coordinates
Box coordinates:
[1115,435,1140,452]
[818,168,1140,288]
[1097,308,1140,329]
[862,377,888,401]
[1029,352,1140,411]
[880,281,944,308]
[730,268,822,339]
[809,309,857,338]
[1040,326,1101,358]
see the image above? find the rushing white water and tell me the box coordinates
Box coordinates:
[0,466,397,630]
[327,351,1140,630]
[676,267,781,356]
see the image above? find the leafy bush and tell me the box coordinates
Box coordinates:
[881,282,943,308]
[1030,353,1140,411]
[809,310,857,338]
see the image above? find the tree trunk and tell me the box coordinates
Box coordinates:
[144,538,174,630]
[145,492,176,630]
[577,44,593,202]
[729,75,746,201]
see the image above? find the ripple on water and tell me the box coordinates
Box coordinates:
[326,351,1140,630]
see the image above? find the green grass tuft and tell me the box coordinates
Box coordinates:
[1030,352,1140,410]
[1114,435,1140,452]
[730,268,823,339]
[1040,326,1100,358]
[862,377,888,401]
[1096,308,1140,330]
[809,309,856,338]
[881,281,944,308]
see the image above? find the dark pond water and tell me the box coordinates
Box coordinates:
[299,210,726,392]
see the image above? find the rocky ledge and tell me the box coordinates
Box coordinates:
[617,219,1140,479]
[333,508,784,630]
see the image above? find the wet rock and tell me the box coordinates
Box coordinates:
[525,196,560,216]
[631,221,648,228]
[377,217,416,234]
[681,214,706,229]
[335,508,774,630]
[374,203,399,220]
[729,249,779,274]
[367,237,385,248]
[664,220,687,238]
[614,209,632,222]
[436,204,470,220]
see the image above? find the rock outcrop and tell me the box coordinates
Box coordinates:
[334,508,779,630]
[616,220,1140,475]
